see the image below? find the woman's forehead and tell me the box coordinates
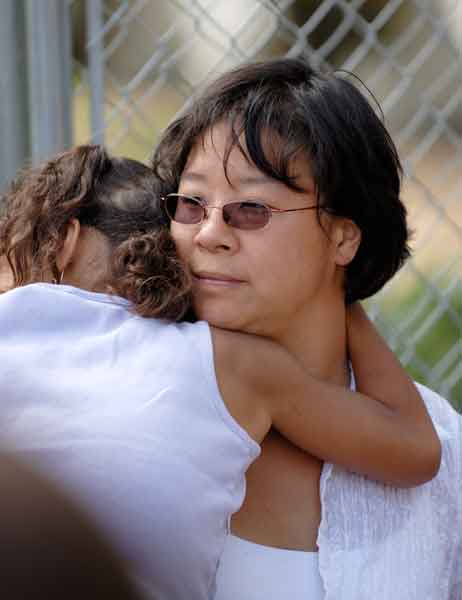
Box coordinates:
[188,123,251,166]
[183,123,315,193]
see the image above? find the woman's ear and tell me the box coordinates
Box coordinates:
[333,219,362,266]
[56,219,81,274]
[0,255,14,293]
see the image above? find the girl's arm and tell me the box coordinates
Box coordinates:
[211,315,441,488]
[346,302,433,441]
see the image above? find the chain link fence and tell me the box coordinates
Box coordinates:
[4,0,462,406]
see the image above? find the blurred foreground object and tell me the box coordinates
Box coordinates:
[0,451,143,600]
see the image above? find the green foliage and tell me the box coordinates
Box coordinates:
[368,276,462,411]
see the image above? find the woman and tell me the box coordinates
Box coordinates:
[0,144,441,599]
[152,58,462,599]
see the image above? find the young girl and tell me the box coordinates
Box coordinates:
[0,145,440,599]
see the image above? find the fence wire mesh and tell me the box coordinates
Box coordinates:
[71,0,461,407]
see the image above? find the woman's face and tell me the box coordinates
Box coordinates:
[170,122,348,338]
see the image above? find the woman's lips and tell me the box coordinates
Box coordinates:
[192,271,244,287]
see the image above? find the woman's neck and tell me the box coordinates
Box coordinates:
[276,300,349,387]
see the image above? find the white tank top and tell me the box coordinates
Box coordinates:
[215,535,325,599]
[214,375,357,600]
[0,284,260,599]
[215,372,357,600]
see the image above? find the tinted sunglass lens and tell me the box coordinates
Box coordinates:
[164,196,177,221]
[166,195,204,224]
[224,202,270,230]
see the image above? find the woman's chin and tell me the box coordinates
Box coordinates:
[193,301,246,332]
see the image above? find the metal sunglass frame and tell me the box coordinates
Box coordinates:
[162,193,319,230]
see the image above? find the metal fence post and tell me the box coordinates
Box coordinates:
[25,0,73,165]
[0,1,30,191]
[86,0,105,144]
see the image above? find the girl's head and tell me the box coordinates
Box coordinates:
[0,145,191,320]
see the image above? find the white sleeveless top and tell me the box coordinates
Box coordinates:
[214,389,462,600]
[0,284,261,599]
[216,535,325,599]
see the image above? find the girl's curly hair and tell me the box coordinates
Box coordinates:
[0,145,192,320]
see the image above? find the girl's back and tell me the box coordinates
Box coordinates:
[0,283,259,599]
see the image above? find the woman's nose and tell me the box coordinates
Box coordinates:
[194,205,239,253]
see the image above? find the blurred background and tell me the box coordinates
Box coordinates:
[1,0,460,407]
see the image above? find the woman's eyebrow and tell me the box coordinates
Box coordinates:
[235,175,275,186]
[181,170,315,195]
[238,175,316,198]
[180,171,274,187]
[180,171,206,182]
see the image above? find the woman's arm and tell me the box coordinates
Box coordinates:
[212,318,441,488]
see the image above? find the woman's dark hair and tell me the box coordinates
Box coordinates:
[0,145,191,320]
[152,58,411,303]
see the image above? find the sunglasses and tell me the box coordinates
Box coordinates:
[162,193,319,231]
